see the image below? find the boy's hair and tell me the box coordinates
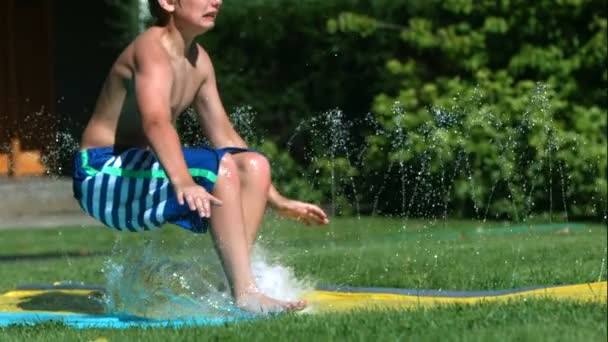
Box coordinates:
[148,0,169,26]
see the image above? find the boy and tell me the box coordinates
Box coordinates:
[72,0,329,313]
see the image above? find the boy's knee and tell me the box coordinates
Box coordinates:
[244,153,270,175]
[218,153,240,184]
[235,153,271,185]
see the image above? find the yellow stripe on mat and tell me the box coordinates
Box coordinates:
[304,282,607,313]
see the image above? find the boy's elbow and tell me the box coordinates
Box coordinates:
[142,117,172,136]
[142,119,161,132]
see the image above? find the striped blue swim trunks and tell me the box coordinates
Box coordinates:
[72,146,250,233]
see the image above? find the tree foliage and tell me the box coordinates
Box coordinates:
[329,0,607,219]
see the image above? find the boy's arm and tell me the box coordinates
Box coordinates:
[193,49,328,225]
[192,48,246,149]
[267,186,329,225]
[134,39,221,217]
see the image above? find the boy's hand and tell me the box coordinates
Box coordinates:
[176,184,223,218]
[274,199,329,226]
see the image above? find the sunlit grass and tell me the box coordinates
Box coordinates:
[0,217,606,340]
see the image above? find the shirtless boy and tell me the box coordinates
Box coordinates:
[72,0,329,313]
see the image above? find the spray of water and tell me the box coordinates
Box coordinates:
[100,236,313,319]
[102,249,233,318]
[251,246,315,302]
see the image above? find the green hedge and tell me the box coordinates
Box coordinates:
[328,0,607,219]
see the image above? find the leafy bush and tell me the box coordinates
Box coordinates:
[329,0,607,219]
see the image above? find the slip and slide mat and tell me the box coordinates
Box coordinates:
[0,281,605,329]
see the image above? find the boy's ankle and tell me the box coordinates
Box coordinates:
[232,282,260,299]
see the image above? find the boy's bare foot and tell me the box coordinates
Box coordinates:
[235,292,306,314]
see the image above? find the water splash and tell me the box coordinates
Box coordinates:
[177,109,209,147]
[100,237,313,319]
[101,238,233,319]
[229,105,266,148]
[251,246,315,302]
[41,130,80,176]
[598,247,607,283]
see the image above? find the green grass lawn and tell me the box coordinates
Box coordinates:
[0,217,606,341]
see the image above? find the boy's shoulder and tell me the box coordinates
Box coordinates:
[131,27,166,52]
[130,28,213,69]
[193,43,213,68]
[126,28,177,71]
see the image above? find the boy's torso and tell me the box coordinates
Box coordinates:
[81,28,206,150]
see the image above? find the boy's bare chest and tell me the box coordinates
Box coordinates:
[169,64,202,115]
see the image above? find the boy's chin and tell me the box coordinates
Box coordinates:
[177,19,215,34]
[196,23,215,34]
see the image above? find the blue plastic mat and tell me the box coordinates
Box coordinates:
[0,312,252,329]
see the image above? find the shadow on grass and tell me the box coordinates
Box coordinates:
[17,291,106,315]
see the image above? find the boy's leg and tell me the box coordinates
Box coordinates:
[209,154,304,312]
[230,152,271,254]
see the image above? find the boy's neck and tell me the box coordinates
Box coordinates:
[162,20,200,57]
